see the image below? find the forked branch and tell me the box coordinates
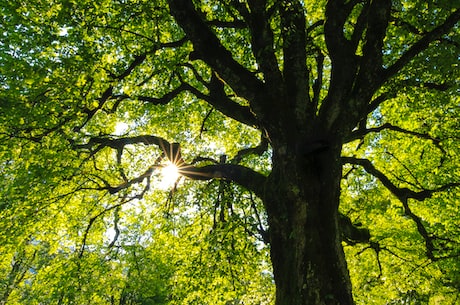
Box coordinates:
[168,0,263,102]
[342,156,460,260]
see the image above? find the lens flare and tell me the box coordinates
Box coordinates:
[158,162,180,189]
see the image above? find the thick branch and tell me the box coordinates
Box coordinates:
[339,213,371,245]
[178,163,267,199]
[324,0,356,61]
[280,0,311,119]
[205,72,258,127]
[360,0,391,70]
[136,82,192,105]
[366,92,395,115]
[384,9,460,81]
[206,19,246,29]
[230,134,269,164]
[168,0,263,102]
[115,54,147,80]
[350,2,370,51]
[245,0,282,86]
[353,0,391,95]
[135,76,258,127]
[321,1,360,129]
[312,53,324,112]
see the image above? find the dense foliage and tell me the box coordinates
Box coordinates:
[1,0,459,304]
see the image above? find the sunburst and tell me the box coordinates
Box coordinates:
[158,161,180,189]
[162,161,180,181]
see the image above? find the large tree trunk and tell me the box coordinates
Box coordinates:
[265,140,353,305]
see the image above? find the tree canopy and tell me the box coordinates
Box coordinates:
[1,0,459,304]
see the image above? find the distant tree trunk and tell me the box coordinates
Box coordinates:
[265,138,353,305]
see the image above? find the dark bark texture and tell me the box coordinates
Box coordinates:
[165,1,460,304]
[265,143,352,305]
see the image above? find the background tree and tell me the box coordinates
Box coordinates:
[1,0,459,304]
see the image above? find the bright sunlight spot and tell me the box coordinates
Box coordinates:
[158,162,180,190]
[114,122,129,135]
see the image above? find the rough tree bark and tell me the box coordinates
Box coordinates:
[165,0,375,304]
[122,1,457,304]
[265,141,352,305]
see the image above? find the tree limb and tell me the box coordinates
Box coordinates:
[168,0,264,102]
[135,77,258,127]
[353,0,391,94]
[366,92,395,116]
[339,213,371,245]
[117,38,189,80]
[177,163,267,199]
[312,53,324,112]
[321,0,360,128]
[324,0,356,61]
[342,156,460,260]
[346,123,443,149]
[230,134,269,164]
[280,0,311,119]
[244,0,282,86]
[206,19,246,29]
[204,72,259,127]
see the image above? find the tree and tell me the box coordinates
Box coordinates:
[1,0,459,304]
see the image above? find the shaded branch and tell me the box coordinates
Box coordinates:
[245,0,283,86]
[312,52,324,111]
[345,122,446,167]
[346,123,444,149]
[339,213,371,245]
[230,134,269,164]
[391,17,423,35]
[115,54,147,80]
[199,107,214,136]
[342,156,460,260]
[324,0,356,61]
[177,163,267,199]
[350,1,370,51]
[111,37,188,80]
[77,86,113,131]
[353,0,391,94]
[248,192,269,243]
[306,19,324,34]
[168,0,263,102]
[108,206,121,248]
[400,79,453,91]
[204,72,258,127]
[359,0,391,70]
[136,82,193,105]
[135,70,258,127]
[79,198,132,258]
[104,165,155,195]
[320,0,360,128]
[342,157,459,201]
[280,0,311,119]
[95,25,157,43]
[206,19,246,29]
[366,92,395,116]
